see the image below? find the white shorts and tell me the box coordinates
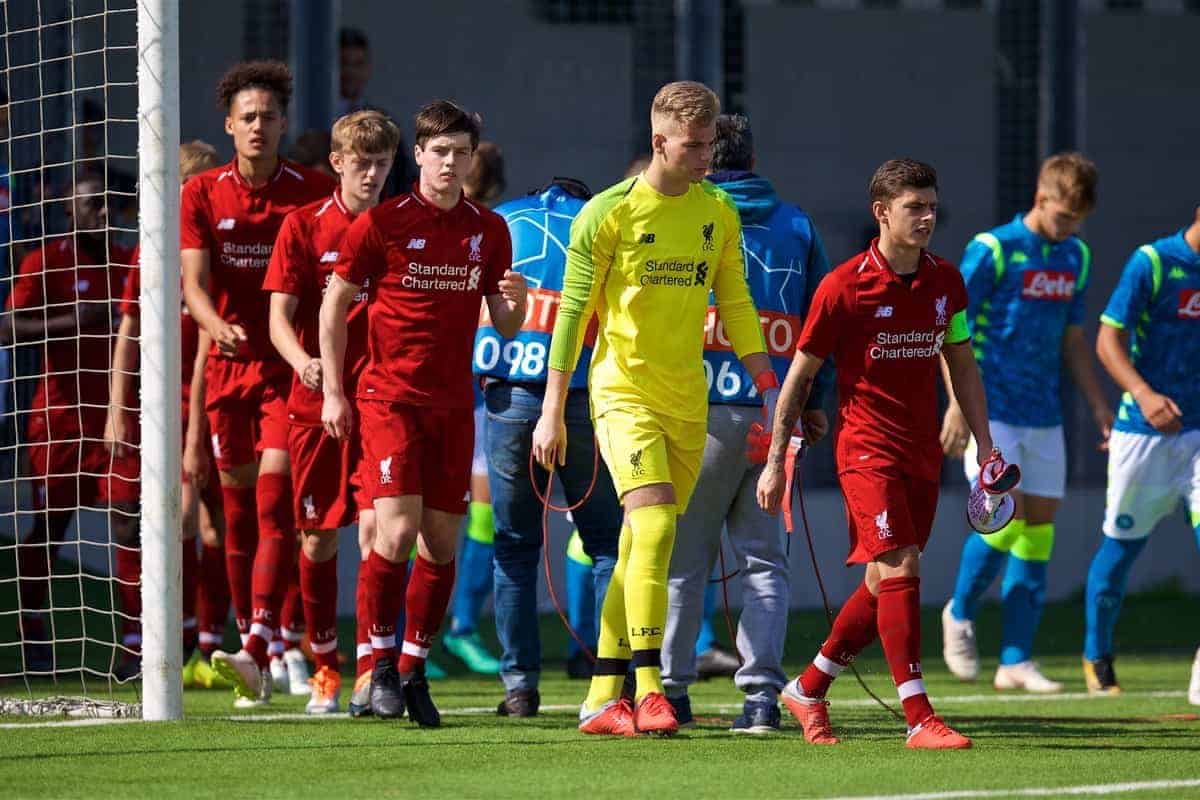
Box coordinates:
[472,403,488,477]
[965,421,1066,500]
[1102,429,1200,540]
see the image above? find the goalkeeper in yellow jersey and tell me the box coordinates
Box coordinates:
[532,81,775,737]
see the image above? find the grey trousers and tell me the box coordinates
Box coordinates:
[661,404,790,705]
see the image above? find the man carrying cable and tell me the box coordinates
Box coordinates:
[659,114,832,733]
[475,177,623,718]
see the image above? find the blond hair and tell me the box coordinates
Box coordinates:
[651,81,720,131]
[179,140,218,183]
[1037,152,1098,214]
[331,109,402,156]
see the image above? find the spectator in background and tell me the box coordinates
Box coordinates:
[464,141,506,207]
[289,129,336,179]
[337,28,372,118]
[624,153,651,178]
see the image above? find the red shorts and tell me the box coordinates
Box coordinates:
[204,357,291,471]
[839,468,939,565]
[288,424,369,531]
[356,399,472,514]
[22,409,108,511]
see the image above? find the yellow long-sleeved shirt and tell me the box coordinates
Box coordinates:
[549,175,766,423]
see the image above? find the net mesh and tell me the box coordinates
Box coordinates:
[0,0,142,716]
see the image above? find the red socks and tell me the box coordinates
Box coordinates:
[281,559,305,647]
[300,550,339,672]
[399,556,455,675]
[197,542,230,655]
[800,580,879,698]
[246,473,294,667]
[220,486,257,637]
[877,576,934,728]
[115,546,142,650]
[364,550,408,666]
[355,555,372,677]
[182,538,198,653]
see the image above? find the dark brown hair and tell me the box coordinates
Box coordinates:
[216,60,293,112]
[869,158,938,204]
[413,100,481,150]
[464,141,506,206]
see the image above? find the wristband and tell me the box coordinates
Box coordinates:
[754,371,780,394]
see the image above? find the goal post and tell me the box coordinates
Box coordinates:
[136,0,181,722]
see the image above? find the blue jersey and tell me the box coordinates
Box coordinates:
[473,182,592,389]
[962,215,1091,427]
[1101,231,1200,435]
[705,171,830,405]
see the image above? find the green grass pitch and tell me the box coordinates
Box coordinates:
[2,591,1198,799]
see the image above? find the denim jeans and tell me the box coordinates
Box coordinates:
[485,381,622,691]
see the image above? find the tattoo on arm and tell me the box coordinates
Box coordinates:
[768,375,813,466]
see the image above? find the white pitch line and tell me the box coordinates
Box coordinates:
[815,777,1200,800]
[0,689,1189,728]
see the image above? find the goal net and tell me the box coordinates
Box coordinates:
[0,0,180,720]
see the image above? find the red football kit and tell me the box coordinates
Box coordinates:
[797,240,969,564]
[335,188,510,513]
[110,258,208,504]
[180,158,336,470]
[7,236,133,509]
[262,190,371,530]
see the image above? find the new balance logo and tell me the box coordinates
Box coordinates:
[217,218,236,230]
[407,238,426,250]
[875,305,894,318]
[379,457,393,485]
[302,495,317,520]
[319,251,339,263]
[638,232,656,244]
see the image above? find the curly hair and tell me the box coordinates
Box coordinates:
[216,60,293,112]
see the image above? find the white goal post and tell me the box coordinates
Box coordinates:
[136,0,181,722]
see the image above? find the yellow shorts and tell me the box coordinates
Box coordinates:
[594,406,707,512]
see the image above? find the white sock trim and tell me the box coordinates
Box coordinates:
[249,623,274,642]
[369,634,396,650]
[356,643,372,659]
[401,641,430,659]
[199,632,222,645]
[814,652,844,677]
[239,633,249,646]
[310,638,339,655]
[897,678,927,700]
[281,626,303,643]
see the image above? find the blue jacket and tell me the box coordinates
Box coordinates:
[473,180,593,389]
[706,170,831,406]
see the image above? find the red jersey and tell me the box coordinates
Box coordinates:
[797,240,969,482]
[262,191,368,427]
[180,158,336,361]
[118,257,200,406]
[7,235,134,419]
[335,189,511,409]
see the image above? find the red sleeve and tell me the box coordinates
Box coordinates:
[7,249,45,311]
[483,213,511,295]
[262,212,309,296]
[335,213,386,286]
[179,177,211,251]
[119,262,140,317]
[794,271,845,360]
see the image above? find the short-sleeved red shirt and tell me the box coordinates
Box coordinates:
[334,188,511,409]
[180,158,336,361]
[261,191,367,427]
[797,240,969,482]
[118,255,200,407]
[7,235,134,418]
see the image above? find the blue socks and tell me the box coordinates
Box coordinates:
[999,557,1047,665]
[1084,535,1148,661]
[950,532,1009,621]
